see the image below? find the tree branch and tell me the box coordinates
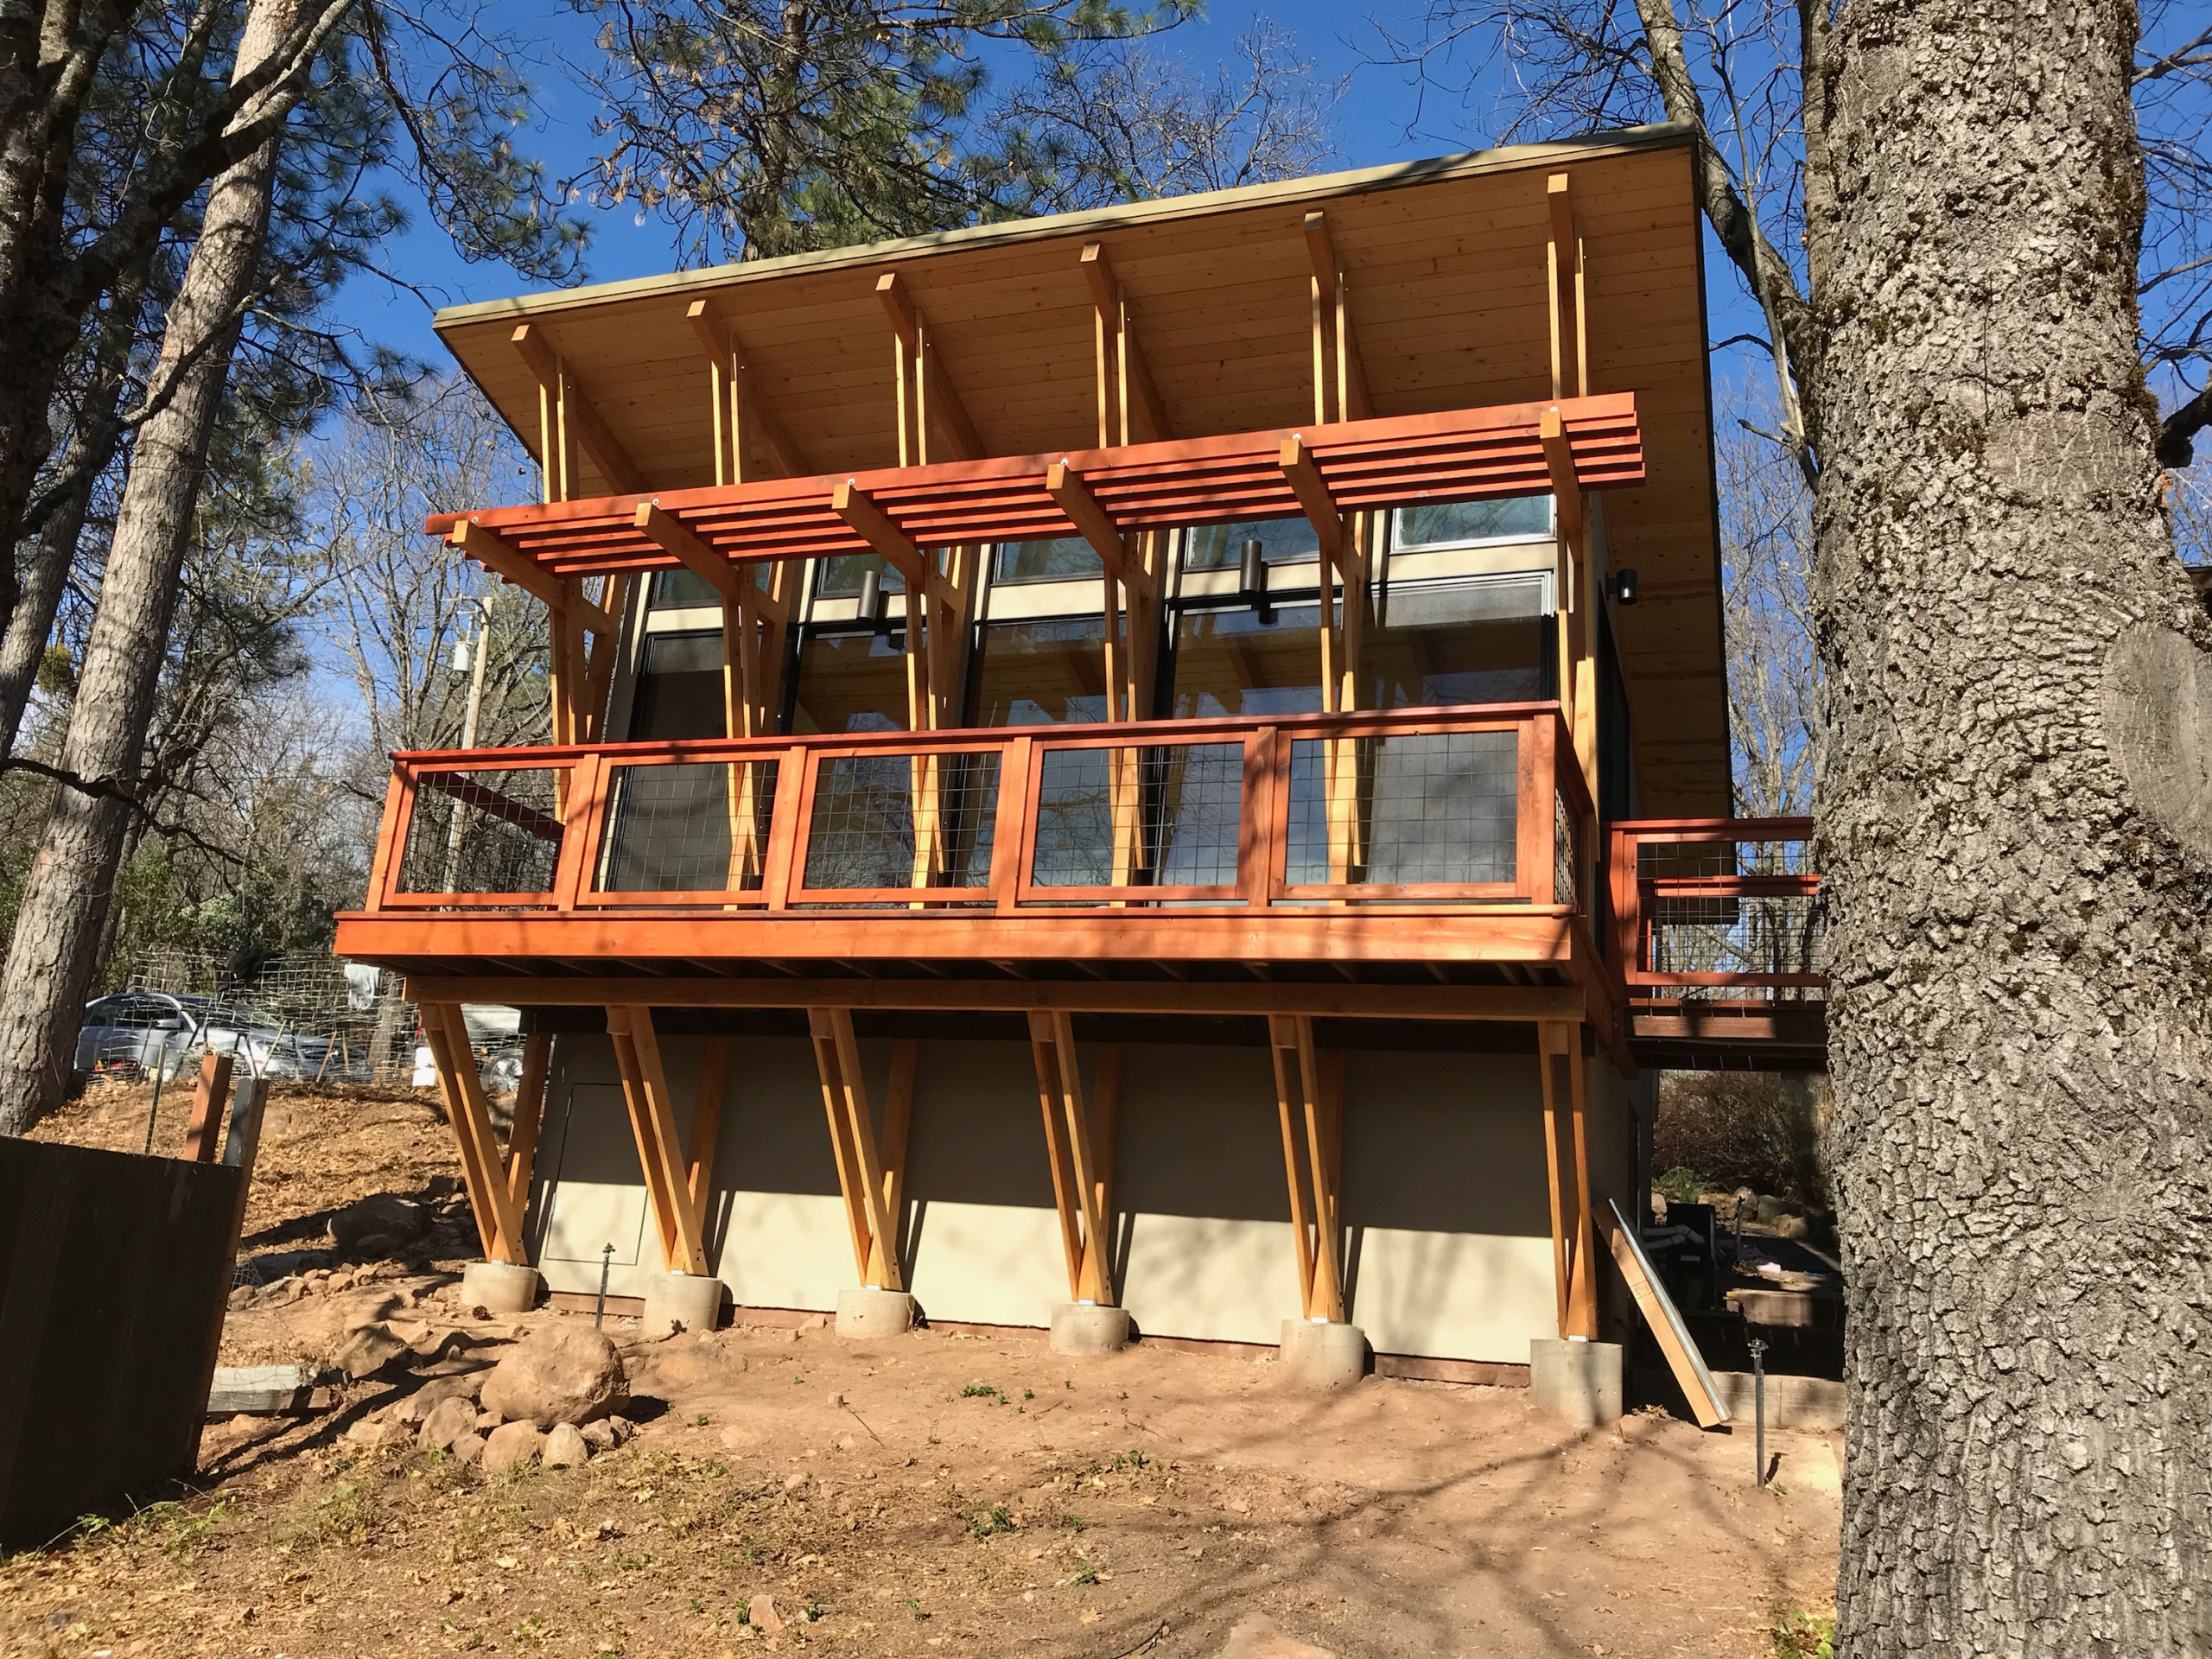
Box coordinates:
[2157,384,2212,467]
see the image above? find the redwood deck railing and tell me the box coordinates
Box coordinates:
[358,703,1595,925]
[1607,817,1824,1029]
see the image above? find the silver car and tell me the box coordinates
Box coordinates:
[74,991,370,1083]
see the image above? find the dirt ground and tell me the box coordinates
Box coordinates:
[11,1084,1841,1659]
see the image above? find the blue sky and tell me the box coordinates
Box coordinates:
[334,2,1763,371]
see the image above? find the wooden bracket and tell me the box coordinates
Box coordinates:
[1539,407,1586,542]
[1301,212,1372,423]
[684,300,811,482]
[424,1004,527,1264]
[830,479,928,591]
[511,323,646,494]
[1078,244,1170,444]
[1277,435,1346,562]
[807,1008,905,1289]
[1027,1011,1116,1306]
[1044,459,1139,588]
[605,1004,711,1276]
[635,501,743,602]
[876,271,984,463]
[1546,175,1587,403]
[448,519,620,635]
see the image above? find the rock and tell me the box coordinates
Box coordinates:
[479,1325,628,1429]
[480,1421,546,1475]
[579,1421,618,1452]
[750,1595,784,1635]
[1217,1614,1338,1658]
[227,1284,256,1310]
[450,1431,486,1467]
[477,1408,504,1432]
[331,1194,429,1256]
[604,1414,635,1446]
[344,1418,410,1449]
[335,1321,412,1379]
[543,1423,589,1468]
[418,1395,480,1453]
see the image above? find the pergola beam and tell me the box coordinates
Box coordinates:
[511,324,647,494]
[1277,435,1345,562]
[634,501,743,602]
[830,479,928,589]
[1044,459,1139,588]
[1301,211,1373,424]
[448,519,620,635]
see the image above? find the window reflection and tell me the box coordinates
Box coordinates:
[815,552,905,598]
[1363,576,1552,709]
[1182,515,1320,571]
[790,630,910,734]
[649,563,771,609]
[970,615,1109,726]
[994,537,1101,583]
[1168,602,1325,719]
[629,630,725,740]
[1392,496,1552,551]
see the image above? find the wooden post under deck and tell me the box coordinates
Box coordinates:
[1539,1020,1599,1339]
[807,1008,906,1289]
[1269,1014,1345,1322]
[1027,1012,1116,1306]
[605,1004,711,1276]
[505,1031,552,1209]
[423,1004,526,1265]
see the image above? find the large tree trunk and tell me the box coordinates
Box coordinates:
[1811,2,2212,1651]
[0,0,293,1137]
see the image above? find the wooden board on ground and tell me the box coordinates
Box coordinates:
[1601,1197,1730,1429]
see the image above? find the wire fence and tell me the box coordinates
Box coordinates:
[73,949,526,1094]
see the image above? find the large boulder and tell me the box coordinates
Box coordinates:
[332,1193,429,1256]
[479,1324,628,1428]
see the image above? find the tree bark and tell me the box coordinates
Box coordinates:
[1810,2,2212,1651]
[0,0,293,1137]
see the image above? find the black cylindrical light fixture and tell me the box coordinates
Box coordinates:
[856,565,884,625]
[1239,537,1267,602]
[1612,567,1639,606]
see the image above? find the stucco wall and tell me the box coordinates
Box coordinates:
[524,1029,1640,1365]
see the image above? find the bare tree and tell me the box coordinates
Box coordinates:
[1715,378,1817,819]
[989,21,1338,209]
[313,378,549,766]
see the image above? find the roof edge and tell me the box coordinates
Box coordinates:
[431,123,1695,334]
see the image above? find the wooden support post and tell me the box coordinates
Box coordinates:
[512,323,647,494]
[1301,212,1371,423]
[1537,1022,1573,1337]
[685,300,811,483]
[1545,175,1586,404]
[180,1051,234,1163]
[1538,1020,1599,1339]
[1268,1016,1343,1320]
[1268,1015,1318,1314]
[1565,1028,1599,1338]
[189,1067,271,1462]
[806,1008,904,1289]
[882,1039,918,1235]
[605,1005,711,1276]
[1026,1012,1114,1305]
[689,1035,728,1211]
[423,1005,526,1265]
[876,271,985,463]
[505,1031,551,1209]
[1079,244,1169,443]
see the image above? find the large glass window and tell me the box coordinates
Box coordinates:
[815,552,906,599]
[629,630,725,740]
[1168,602,1326,719]
[1392,495,1552,552]
[789,629,911,734]
[1363,575,1553,709]
[995,537,1101,583]
[969,615,1109,726]
[649,563,771,609]
[1181,515,1321,571]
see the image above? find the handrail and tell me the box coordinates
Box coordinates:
[359,703,1598,926]
[1607,818,1822,991]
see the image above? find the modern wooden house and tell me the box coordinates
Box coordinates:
[334,121,1822,1389]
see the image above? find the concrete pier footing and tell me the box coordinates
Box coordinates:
[836,1287,918,1338]
[1049,1303,1133,1355]
[460,1260,540,1314]
[1279,1319,1369,1388]
[640,1271,726,1338]
[1529,1338,1624,1429]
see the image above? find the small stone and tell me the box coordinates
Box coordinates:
[750,1595,784,1635]
[543,1423,589,1468]
[419,1395,480,1453]
[480,1421,546,1475]
[344,1418,409,1449]
[603,1414,636,1446]
[579,1421,618,1452]
[335,1321,411,1379]
[226,1285,255,1310]
[477,1408,504,1432]
[450,1431,486,1467]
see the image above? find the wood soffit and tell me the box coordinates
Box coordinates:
[431,124,1725,813]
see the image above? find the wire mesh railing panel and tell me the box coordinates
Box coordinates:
[395,768,563,895]
[1554,784,1578,909]
[596,760,779,893]
[1648,889,1824,983]
[1031,741,1243,889]
[1285,730,1518,887]
[801,751,1000,893]
[1638,836,1816,881]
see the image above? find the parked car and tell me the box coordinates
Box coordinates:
[74,991,373,1083]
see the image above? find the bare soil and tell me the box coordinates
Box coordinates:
[11,1084,1840,1659]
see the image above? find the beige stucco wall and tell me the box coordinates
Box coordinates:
[524,1028,1643,1364]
